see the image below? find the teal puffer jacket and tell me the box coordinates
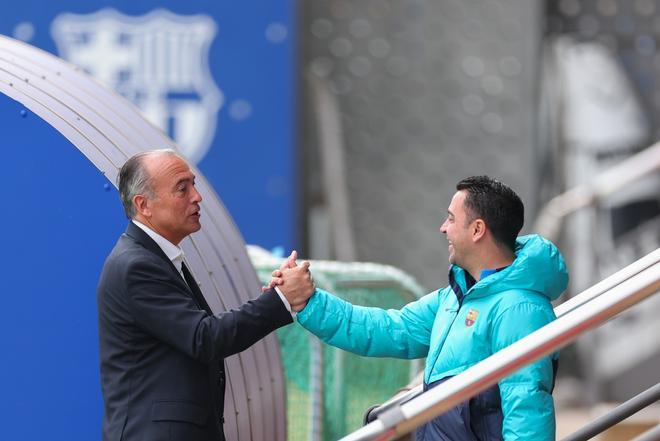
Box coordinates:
[297,235,568,441]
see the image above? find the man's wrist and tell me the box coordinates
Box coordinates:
[274,286,296,318]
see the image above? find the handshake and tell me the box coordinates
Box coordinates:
[263,250,316,312]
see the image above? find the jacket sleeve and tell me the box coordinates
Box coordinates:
[491,302,557,441]
[296,288,439,359]
[124,256,293,363]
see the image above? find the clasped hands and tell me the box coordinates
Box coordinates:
[263,250,315,312]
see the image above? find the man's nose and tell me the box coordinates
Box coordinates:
[192,186,202,203]
[439,221,447,234]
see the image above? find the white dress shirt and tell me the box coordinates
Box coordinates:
[131,220,292,315]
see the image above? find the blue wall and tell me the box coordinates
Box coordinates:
[0,0,297,250]
[1,95,121,439]
[0,2,295,438]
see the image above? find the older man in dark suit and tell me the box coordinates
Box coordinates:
[97,149,313,441]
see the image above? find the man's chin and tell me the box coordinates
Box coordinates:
[189,221,202,233]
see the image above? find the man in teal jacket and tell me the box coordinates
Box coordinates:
[271,176,568,440]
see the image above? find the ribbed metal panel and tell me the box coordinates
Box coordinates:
[0,34,285,441]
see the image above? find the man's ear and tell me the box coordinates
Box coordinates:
[133,194,151,218]
[472,219,486,242]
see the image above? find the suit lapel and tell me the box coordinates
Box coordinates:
[124,222,209,313]
[125,222,178,273]
[182,262,213,314]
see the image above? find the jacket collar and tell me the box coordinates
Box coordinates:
[124,221,176,270]
[131,220,184,263]
[123,221,210,312]
[447,234,568,302]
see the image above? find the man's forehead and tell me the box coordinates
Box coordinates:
[448,190,466,209]
[147,154,192,179]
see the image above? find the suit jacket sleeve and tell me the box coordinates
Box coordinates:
[124,254,293,364]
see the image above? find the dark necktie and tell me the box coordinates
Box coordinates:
[181,261,213,314]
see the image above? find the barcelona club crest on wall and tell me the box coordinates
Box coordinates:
[465,308,479,327]
[51,9,223,164]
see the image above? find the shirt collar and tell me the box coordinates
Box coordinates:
[132,220,184,264]
[480,268,500,280]
[463,266,509,292]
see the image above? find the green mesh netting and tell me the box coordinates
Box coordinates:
[249,247,428,440]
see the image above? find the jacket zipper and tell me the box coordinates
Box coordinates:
[426,285,466,381]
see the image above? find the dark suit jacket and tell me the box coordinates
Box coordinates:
[97,222,292,441]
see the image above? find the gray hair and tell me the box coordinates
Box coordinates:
[117,149,179,219]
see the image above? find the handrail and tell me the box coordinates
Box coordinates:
[340,256,660,441]
[631,424,660,441]
[534,142,660,242]
[553,248,660,316]
[365,249,660,420]
[561,382,660,441]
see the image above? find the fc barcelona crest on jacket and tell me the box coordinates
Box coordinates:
[465,308,479,327]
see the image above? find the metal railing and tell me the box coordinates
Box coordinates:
[631,424,660,441]
[534,141,660,242]
[340,250,660,441]
[562,382,660,441]
[363,248,660,426]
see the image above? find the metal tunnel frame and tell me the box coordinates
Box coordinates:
[0,34,286,441]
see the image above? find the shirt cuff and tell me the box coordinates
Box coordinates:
[274,286,296,318]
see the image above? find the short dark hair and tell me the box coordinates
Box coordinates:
[456,175,524,252]
[117,149,178,219]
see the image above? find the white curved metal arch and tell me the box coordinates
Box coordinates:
[0,34,286,441]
